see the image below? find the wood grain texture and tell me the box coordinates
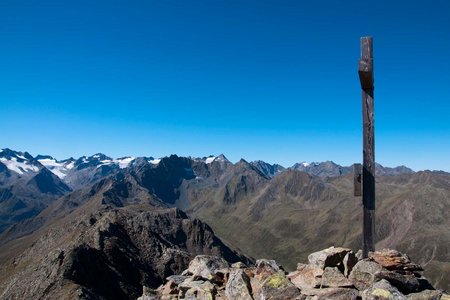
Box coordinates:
[359,36,375,258]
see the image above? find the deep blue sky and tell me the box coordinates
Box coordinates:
[1,0,449,171]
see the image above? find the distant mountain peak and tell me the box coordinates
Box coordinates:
[35,154,55,160]
[300,161,310,167]
[90,153,112,161]
[0,149,41,175]
[0,148,34,161]
[204,154,230,164]
[60,157,75,163]
[250,160,286,178]
[115,156,136,169]
[375,162,414,176]
[291,160,416,177]
[291,161,353,177]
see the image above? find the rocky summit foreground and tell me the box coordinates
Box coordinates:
[140,247,449,300]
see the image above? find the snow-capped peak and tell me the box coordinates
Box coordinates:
[114,157,135,169]
[37,157,76,179]
[0,157,39,175]
[0,148,33,161]
[0,149,40,175]
[204,154,229,164]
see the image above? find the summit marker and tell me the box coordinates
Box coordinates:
[358,36,375,258]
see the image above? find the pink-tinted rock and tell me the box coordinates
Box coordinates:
[369,249,423,272]
[288,264,324,290]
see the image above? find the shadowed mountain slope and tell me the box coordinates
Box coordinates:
[0,172,249,300]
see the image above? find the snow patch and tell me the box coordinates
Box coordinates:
[149,158,161,165]
[205,156,216,164]
[38,158,63,168]
[0,157,39,174]
[114,157,135,169]
[65,161,75,170]
[50,168,67,179]
[38,158,69,179]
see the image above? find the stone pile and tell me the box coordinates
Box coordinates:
[138,247,449,300]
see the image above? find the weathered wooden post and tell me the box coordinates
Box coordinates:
[358,36,375,258]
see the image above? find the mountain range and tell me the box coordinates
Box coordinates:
[0,147,448,298]
[0,148,415,233]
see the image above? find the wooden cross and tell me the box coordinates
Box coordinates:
[358,36,375,258]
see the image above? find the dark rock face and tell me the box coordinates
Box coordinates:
[375,270,421,294]
[27,167,71,195]
[0,161,7,173]
[0,206,248,300]
[63,244,141,299]
[250,160,285,178]
[0,167,71,233]
[343,251,358,277]
[137,155,196,204]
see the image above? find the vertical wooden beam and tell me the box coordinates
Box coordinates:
[358,36,375,258]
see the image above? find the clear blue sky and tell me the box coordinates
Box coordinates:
[1,0,449,171]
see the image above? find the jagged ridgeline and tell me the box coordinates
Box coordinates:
[0,149,449,299]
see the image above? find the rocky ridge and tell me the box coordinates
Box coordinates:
[0,171,251,300]
[140,247,449,300]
